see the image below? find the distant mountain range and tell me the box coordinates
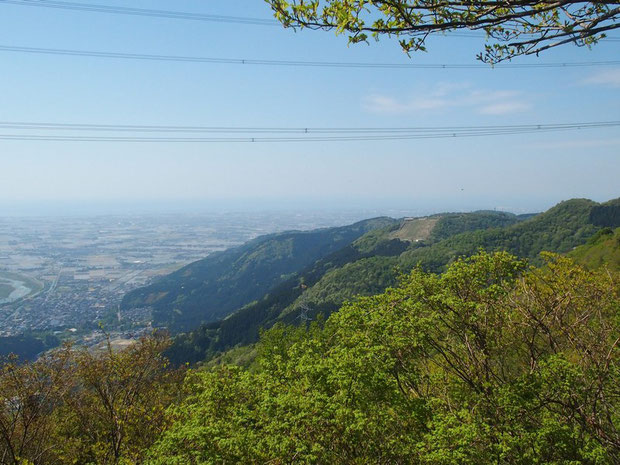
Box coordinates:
[123,197,618,365]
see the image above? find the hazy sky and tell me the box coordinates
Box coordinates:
[0,0,618,215]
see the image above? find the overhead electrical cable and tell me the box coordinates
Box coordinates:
[0,0,278,25]
[0,121,617,142]
[1,121,618,133]
[1,0,616,42]
[1,45,617,69]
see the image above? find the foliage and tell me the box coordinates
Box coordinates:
[149,252,620,464]
[399,198,600,272]
[203,344,259,370]
[0,349,73,465]
[56,334,181,464]
[2,251,619,464]
[265,0,619,62]
[166,199,610,365]
[133,209,533,352]
[164,224,407,365]
[285,256,399,316]
[429,211,524,241]
[569,227,620,271]
[589,199,620,228]
[0,333,60,361]
[0,334,182,465]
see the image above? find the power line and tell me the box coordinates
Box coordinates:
[0,131,604,142]
[1,121,618,133]
[3,1,617,42]
[0,121,617,142]
[0,0,278,25]
[2,44,618,69]
[297,304,313,322]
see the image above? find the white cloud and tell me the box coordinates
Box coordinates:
[583,68,620,88]
[363,83,531,115]
[362,94,449,113]
[479,102,531,115]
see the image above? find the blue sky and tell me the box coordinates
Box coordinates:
[0,0,618,215]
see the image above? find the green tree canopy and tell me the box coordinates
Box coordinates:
[0,334,182,465]
[265,0,620,62]
[149,252,620,464]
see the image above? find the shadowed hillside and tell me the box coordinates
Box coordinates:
[121,217,396,332]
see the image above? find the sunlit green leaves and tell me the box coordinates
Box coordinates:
[265,0,618,61]
[149,251,620,463]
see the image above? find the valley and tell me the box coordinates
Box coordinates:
[0,210,380,345]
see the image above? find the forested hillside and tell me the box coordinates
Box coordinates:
[3,202,619,461]
[2,0,617,460]
[3,252,618,464]
[166,198,619,364]
[569,227,620,270]
[121,217,395,332]
[398,198,609,271]
[0,333,59,361]
[151,252,620,464]
[125,209,523,344]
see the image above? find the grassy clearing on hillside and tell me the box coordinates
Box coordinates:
[388,217,438,242]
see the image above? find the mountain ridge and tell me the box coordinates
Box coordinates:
[121,217,396,332]
[164,198,619,364]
